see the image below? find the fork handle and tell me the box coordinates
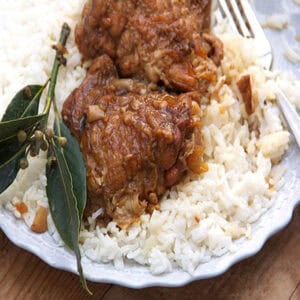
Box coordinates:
[276,88,300,148]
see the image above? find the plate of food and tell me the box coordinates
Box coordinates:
[0,0,299,290]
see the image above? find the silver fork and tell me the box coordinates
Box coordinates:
[216,0,300,147]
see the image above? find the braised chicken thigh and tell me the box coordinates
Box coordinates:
[75,0,223,93]
[62,55,203,227]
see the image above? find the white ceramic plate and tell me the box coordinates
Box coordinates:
[0,0,299,288]
[0,145,299,288]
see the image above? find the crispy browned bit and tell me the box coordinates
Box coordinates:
[202,33,224,66]
[186,145,207,174]
[148,193,158,205]
[15,202,28,214]
[237,74,253,115]
[191,101,201,116]
[31,206,48,233]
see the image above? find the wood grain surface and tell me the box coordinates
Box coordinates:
[0,206,299,300]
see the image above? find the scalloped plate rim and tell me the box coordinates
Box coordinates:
[0,144,299,288]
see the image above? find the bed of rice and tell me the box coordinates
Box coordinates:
[0,0,299,275]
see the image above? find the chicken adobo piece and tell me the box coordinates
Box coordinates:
[75,0,223,93]
[62,55,204,228]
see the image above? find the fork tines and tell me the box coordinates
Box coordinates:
[217,0,272,63]
[218,0,254,38]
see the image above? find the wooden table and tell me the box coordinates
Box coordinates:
[1,206,299,300]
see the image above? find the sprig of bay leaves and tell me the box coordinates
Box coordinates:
[0,23,90,294]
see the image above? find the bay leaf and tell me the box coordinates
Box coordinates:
[0,114,46,143]
[57,121,87,220]
[0,85,44,193]
[2,85,43,121]
[0,85,46,142]
[0,140,28,193]
[46,118,89,293]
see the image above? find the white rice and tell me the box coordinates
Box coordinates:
[262,14,289,30]
[284,46,300,64]
[0,1,297,275]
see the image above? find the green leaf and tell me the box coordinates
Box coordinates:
[46,118,89,293]
[0,114,46,142]
[0,85,44,193]
[58,121,87,221]
[0,138,28,193]
[0,85,46,142]
[2,85,43,121]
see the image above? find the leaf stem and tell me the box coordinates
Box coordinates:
[43,23,71,114]
[53,99,62,136]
